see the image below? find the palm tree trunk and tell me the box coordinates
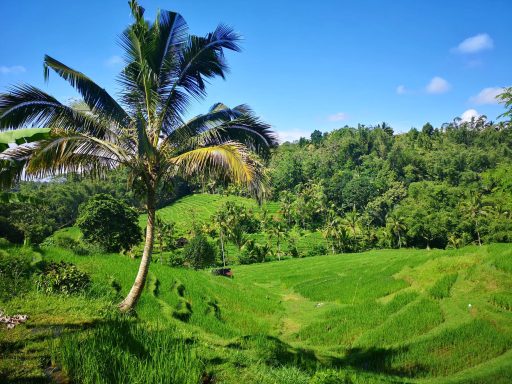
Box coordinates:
[220,228,226,267]
[119,189,156,312]
[475,220,482,246]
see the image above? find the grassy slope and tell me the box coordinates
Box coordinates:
[2,243,512,383]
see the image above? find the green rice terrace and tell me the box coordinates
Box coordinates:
[1,193,511,383]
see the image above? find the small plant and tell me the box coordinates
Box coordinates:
[36,261,90,295]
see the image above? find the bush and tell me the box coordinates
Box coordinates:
[306,243,327,257]
[183,233,216,269]
[36,261,90,295]
[0,247,34,300]
[76,194,142,253]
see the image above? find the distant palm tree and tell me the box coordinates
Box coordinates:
[460,193,490,246]
[386,214,406,248]
[0,1,277,311]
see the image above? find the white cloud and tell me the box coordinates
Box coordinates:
[327,112,348,122]
[470,87,504,105]
[453,33,493,54]
[277,129,311,143]
[0,65,26,75]
[460,109,481,122]
[426,76,451,94]
[105,55,123,67]
[396,85,407,95]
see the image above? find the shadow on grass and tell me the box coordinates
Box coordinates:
[227,334,427,378]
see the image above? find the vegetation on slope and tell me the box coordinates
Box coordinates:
[1,241,511,383]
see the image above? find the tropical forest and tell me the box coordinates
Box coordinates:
[1,1,511,383]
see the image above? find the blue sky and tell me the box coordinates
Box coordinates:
[1,0,511,141]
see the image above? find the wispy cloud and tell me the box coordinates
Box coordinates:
[426,76,451,94]
[453,33,493,54]
[470,87,504,105]
[396,85,408,95]
[461,108,480,122]
[105,55,123,67]
[327,112,348,122]
[277,129,311,143]
[0,65,26,75]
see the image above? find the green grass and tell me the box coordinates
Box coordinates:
[2,241,512,383]
[429,273,458,299]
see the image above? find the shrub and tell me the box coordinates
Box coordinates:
[36,261,90,295]
[306,243,327,257]
[240,240,270,264]
[168,250,186,267]
[0,247,34,300]
[76,194,141,253]
[183,233,216,269]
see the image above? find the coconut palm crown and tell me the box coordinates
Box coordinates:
[0,0,278,311]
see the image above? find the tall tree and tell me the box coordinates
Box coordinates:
[0,1,277,311]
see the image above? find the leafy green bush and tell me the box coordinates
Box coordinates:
[76,194,141,253]
[183,233,217,269]
[36,261,90,295]
[0,247,34,300]
[240,240,270,264]
[306,243,327,257]
[429,273,458,299]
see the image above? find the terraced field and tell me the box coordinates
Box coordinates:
[2,243,511,383]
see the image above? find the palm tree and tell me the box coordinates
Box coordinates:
[213,210,229,267]
[386,214,406,248]
[460,193,490,246]
[343,205,360,237]
[0,1,277,312]
[268,218,287,260]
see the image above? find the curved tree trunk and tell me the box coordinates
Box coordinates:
[119,190,156,312]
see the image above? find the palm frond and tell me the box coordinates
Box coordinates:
[44,55,129,125]
[0,85,112,137]
[164,103,278,158]
[169,141,257,185]
[158,25,241,132]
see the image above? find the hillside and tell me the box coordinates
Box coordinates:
[2,243,511,383]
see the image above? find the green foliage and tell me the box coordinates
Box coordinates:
[76,194,141,253]
[0,245,35,300]
[183,232,217,269]
[429,273,458,299]
[52,317,202,384]
[35,261,90,295]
